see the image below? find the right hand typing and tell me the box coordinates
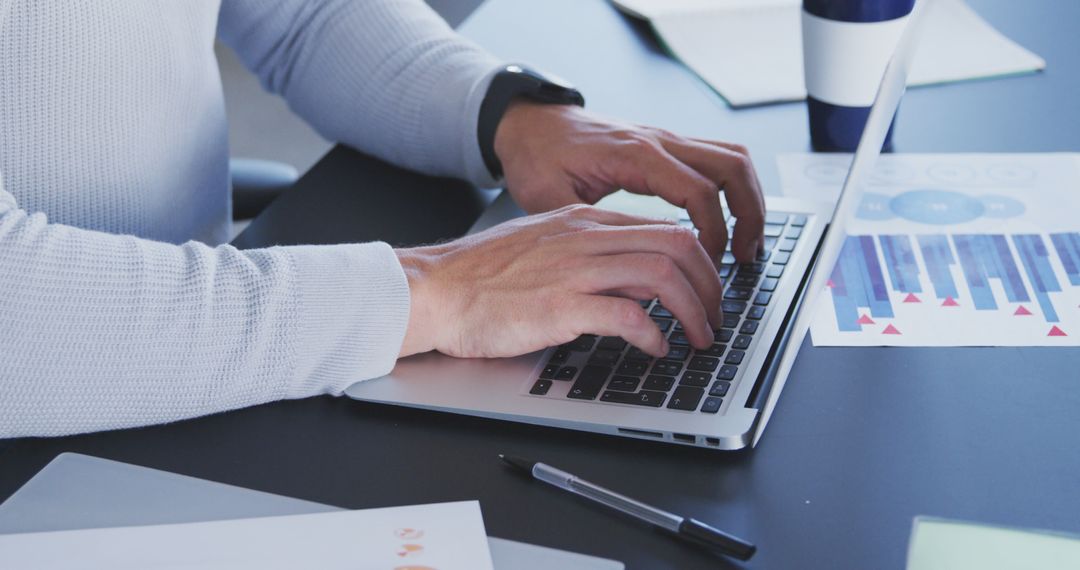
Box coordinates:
[395,204,724,360]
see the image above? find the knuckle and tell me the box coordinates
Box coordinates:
[665,225,699,252]
[729,152,753,174]
[617,300,647,328]
[645,253,678,279]
[620,133,662,156]
[727,143,750,156]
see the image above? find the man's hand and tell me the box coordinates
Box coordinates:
[396,205,723,359]
[494,101,766,263]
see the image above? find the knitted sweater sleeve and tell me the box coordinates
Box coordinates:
[0,186,410,438]
[217,0,506,188]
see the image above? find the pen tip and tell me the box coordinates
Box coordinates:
[498,454,536,474]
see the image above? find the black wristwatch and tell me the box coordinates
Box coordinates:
[477,65,585,179]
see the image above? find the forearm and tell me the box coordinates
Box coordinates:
[218,0,504,186]
[0,190,409,438]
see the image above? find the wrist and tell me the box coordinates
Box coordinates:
[395,246,442,358]
[494,101,574,175]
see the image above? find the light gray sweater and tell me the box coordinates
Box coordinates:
[0,0,504,438]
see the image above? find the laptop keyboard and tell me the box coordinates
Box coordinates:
[528,211,806,414]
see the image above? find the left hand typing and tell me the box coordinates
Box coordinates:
[494,101,766,264]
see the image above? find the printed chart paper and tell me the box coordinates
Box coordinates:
[907,517,1080,570]
[778,153,1080,346]
[0,500,493,570]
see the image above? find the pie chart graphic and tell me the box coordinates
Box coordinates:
[889,189,985,225]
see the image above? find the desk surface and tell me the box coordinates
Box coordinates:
[3,1,1079,568]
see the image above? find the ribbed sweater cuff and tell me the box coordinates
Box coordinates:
[285,241,410,397]
[420,53,504,189]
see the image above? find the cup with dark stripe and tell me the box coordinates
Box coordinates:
[802,0,915,152]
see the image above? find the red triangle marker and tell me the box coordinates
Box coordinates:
[882,324,901,335]
[826,279,835,288]
[1048,326,1067,337]
[1013,305,1033,316]
[857,314,875,325]
[942,296,959,307]
[902,293,921,303]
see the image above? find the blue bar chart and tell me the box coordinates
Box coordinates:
[826,232,1080,338]
[782,153,1080,346]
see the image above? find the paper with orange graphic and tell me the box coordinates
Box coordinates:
[0,501,493,569]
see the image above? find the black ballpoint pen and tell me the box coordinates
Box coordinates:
[499,454,756,561]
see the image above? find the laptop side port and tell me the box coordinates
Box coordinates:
[705,437,721,447]
[617,428,663,439]
[672,433,697,444]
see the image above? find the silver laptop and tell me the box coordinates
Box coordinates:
[346,0,932,450]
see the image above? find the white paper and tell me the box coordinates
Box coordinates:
[611,0,1045,107]
[907,517,1080,570]
[0,501,494,570]
[778,153,1080,347]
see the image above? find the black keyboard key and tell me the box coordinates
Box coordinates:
[763,224,784,237]
[651,359,683,376]
[643,374,676,391]
[588,350,621,367]
[785,227,803,239]
[732,274,760,288]
[653,318,673,333]
[667,386,705,410]
[763,236,778,251]
[765,212,789,225]
[778,238,797,252]
[733,335,752,350]
[530,379,552,395]
[722,300,748,314]
[608,375,640,392]
[756,249,771,262]
[567,365,612,400]
[598,337,628,351]
[617,360,649,376]
[766,264,785,278]
[700,396,723,414]
[719,264,733,279]
[673,321,684,332]
[738,263,766,275]
[759,277,779,292]
[549,348,571,364]
[601,390,666,407]
[638,299,653,308]
[722,314,740,328]
[709,381,730,397]
[695,343,726,358]
[625,347,652,361]
[724,287,753,301]
[715,328,734,342]
[771,251,791,265]
[566,335,596,351]
[790,214,808,226]
[669,332,689,346]
[747,306,766,320]
[680,371,711,387]
[725,351,745,365]
[540,364,558,379]
[650,305,673,318]
[717,364,738,380]
[740,321,759,335]
[555,366,578,380]
[688,356,720,372]
[664,345,690,360]
[754,291,772,306]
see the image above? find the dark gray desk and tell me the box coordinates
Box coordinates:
[3,1,1078,568]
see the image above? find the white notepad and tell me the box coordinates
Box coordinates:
[0,453,622,570]
[612,0,1045,107]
